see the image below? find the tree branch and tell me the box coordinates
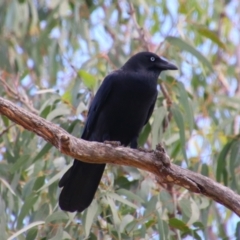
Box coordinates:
[0,96,240,216]
[0,123,15,137]
[128,3,149,51]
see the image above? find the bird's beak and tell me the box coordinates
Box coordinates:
[164,62,178,70]
[157,59,178,70]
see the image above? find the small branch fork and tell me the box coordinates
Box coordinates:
[0,96,240,216]
[0,74,38,114]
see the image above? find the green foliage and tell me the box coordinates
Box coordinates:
[0,0,239,239]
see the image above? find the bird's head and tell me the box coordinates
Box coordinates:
[122,52,178,76]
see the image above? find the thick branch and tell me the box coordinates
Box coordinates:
[0,97,240,216]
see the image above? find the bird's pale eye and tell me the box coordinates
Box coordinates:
[150,57,155,62]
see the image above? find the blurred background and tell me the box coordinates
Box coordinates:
[0,0,240,239]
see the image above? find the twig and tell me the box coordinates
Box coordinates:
[0,75,38,114]
[128,3,149,51]
[0,123,15,137]
[159,82,173,132]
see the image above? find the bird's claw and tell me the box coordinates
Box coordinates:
[154,143,171,167]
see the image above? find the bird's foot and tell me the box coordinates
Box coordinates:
[104,140,121,147]
[154,143,171,167]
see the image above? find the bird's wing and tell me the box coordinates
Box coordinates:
[81,73,115,140]
[130,92,158,148]
[144,92,158,125]
[59,73,115,212]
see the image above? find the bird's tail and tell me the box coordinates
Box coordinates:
[59,160,105,212]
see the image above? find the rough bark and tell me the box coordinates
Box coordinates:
[0,96,240,216]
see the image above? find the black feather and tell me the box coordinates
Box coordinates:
[59,52,177,212]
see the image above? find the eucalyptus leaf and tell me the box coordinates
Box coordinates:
[166,36,213,72]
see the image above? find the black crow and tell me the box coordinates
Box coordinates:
[59,52,177,212]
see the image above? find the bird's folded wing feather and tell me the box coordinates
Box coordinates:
[81,73,115,140]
